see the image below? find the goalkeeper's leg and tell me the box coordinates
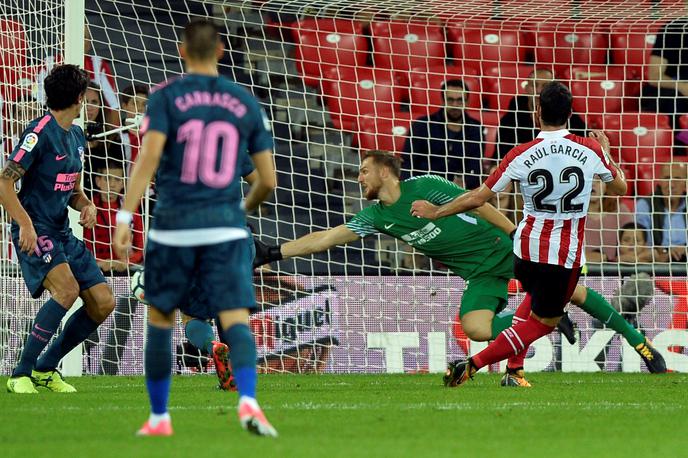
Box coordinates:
[183,315,215,354]
[182,314,235,391]
[570,286,666,373]
[458,275,514,343]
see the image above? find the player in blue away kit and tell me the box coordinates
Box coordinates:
[0,64,115,394]
[114,19,277,437]
[181,157,259,392]
[138,157,258,392]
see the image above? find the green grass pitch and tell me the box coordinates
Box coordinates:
[0,372,685,458]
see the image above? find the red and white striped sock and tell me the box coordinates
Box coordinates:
[506,294,532,370]
[472,314,554,370]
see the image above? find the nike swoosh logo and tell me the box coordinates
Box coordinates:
[55,155,67,161]
[34,324,52,333]
[384,223,394,230]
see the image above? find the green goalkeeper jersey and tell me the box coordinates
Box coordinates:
[346,175,513,280]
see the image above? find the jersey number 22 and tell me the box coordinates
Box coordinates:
[528,167,584,213]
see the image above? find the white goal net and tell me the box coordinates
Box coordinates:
[1,0,687,375]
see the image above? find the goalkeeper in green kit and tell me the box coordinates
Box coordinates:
[254,150,666,385]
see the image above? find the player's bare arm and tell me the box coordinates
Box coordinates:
[243,169,258,185]
[411,184,496,220]
[471,202,517,236]
[244,150,276,212]
[282,224,360,258]
[255,224,361,266]
[588,130,628,196]
[68,173,97,228]
[113,130,166,259]
[0,160,37,254]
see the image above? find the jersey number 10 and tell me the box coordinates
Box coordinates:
[178,119,238,188]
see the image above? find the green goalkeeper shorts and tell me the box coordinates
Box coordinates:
[459,274,510,318]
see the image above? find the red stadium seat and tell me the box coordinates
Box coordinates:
[447,21,529,74]
[321,66,401,131]
[482,123,498,160]
[293,19,369,87]
[598,113,673,164]
[482,64,535,115]
[618,163,637,197]
[468,110,501,159]
[566,65,643,115]
[355,112,414,154]
[530,22,608,77]
[370,21,446,85]
[609,21,663,80]
[566,66,627,126]
[408,65,482,120]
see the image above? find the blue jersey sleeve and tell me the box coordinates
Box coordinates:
[240,152,255,177]
[247,101,273,154]
[143,88,170,136]
[8,126,44,172]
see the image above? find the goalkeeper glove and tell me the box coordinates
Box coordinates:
[253,239,283,268]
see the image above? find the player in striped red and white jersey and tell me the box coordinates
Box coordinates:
[486,123,619,270]
[411,82,635,386]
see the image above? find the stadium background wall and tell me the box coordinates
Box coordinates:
[1,275,686,375]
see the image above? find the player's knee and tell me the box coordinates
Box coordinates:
[461,320,492,342]
[93,293,116,322]
[52,282,80,307]
[569,285,586,305]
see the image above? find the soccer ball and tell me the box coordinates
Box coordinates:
[130,269,148,304]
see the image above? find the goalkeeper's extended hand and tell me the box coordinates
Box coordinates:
[253,239,283,268]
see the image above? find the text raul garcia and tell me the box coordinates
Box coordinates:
[523,144,588,169]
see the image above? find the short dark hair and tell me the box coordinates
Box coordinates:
[44,64,89,110]
[363,150,402,178]
[527,68,554,80]
[94,158,125,175]
[182,19,220,60]
[441,78,466,98]
[87,81,103,99]
[619,222,647,244]
[539,81,572,126]
[120,83,149,106]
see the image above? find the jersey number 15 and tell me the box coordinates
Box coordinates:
[178,119,239,188]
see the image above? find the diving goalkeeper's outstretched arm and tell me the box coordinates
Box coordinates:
[254,224,361,266]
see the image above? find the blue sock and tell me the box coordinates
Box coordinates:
[222,324,257,399]
[13,298,67,377]
[184,319,214,354]
[145,324,172,415]
[35,306,99,372]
